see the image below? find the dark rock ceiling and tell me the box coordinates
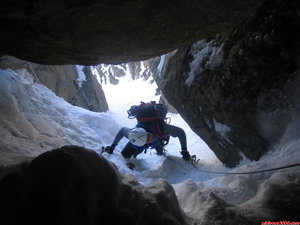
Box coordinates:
[0,0,264,65]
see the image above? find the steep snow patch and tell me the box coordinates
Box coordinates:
[185,39,224,87]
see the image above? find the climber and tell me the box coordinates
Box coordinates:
[103,101,191,161]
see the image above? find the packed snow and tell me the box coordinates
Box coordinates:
[185,39,224,87]
[157,54,166,77]
[75,65,86,88]
[0,68,299,223]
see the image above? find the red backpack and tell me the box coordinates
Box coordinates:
[127,101,168,122]
[127,101,168,139]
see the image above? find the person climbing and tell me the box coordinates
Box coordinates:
[103,101,191,161]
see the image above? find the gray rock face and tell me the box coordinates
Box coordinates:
[155,0,300,167]
[0,56,108,112]
[0,0,264,65]
[74,66,109,112]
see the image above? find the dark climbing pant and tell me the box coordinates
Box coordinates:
[121,142,143,158]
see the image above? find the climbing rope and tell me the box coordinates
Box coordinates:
[163,154,300,175]
[192,163,300,175]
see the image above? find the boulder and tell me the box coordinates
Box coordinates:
[0,146,187,225]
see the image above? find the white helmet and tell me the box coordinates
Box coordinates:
[129,127,147,147]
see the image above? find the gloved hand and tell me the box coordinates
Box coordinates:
[104,145,115,154]
[156,148,165,156]
[156,141,166,156]
[180,150,191,161]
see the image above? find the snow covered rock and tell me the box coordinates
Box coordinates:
[0,146,187,225]
[174,170,300,225]
[155,0,300,167]
[0,56,108,112]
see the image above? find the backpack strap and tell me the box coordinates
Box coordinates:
[151,120,165,139]
[137,116,160,122]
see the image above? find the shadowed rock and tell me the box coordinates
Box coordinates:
[0,0,263,65]
[0,146,187,225]
[154,0,300,167]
